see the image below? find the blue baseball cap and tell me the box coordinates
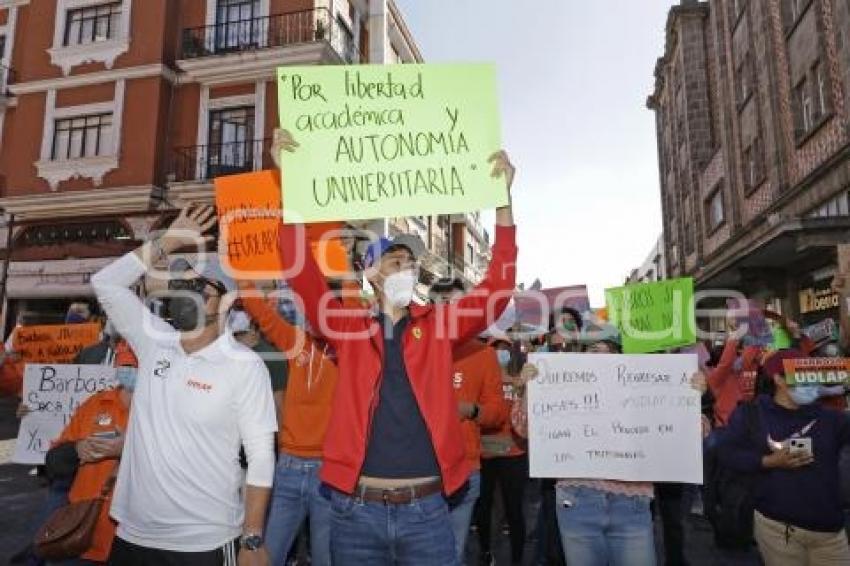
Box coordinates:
[363,234,426,269]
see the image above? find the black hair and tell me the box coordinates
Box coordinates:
[755,365,777,397]
[549,306,583,333]
[506,340,526,377]
[430,277,465,294]
[429,277,466,303]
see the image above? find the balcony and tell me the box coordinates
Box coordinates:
[178,8,361,82]
[169,139,272,203]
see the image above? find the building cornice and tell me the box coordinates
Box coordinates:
[0,186,156,220]
[8,64,177,95]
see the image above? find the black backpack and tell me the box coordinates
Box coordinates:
[703,402,763,549]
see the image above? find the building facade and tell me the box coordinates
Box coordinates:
[627,234,667,284]
[648,0,850,330]
[0,0,483,332]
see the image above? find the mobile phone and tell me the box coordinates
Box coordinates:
[789,437,813,458]
[91,430,119,439]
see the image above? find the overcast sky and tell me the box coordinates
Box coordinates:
[395,0,675,305]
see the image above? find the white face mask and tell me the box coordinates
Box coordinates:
[382,270,417,308]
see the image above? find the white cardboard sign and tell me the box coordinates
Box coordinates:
[13,364,117,465]
[527,353,702,484]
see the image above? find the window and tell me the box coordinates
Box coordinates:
[208,106,255,176]
[51,113,113,160]
[334,15,357,63]
[63,2,122,46]
[742,136,764,190]
[466,243,474,267]
[794,78,814,136]
[215,0,261,51]
[735,52,754,107]
[813,61,830,121]
[707,189,725,232]
[0,35,6,60]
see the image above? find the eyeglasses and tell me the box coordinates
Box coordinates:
[168,277,226,299]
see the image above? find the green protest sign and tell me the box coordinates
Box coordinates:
[604,278,696,354]
[276,64,506,223]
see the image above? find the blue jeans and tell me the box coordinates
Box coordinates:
[448,471,481,561]
[264,454,331,566]
[327,488,459,565]
[555,485,657,566]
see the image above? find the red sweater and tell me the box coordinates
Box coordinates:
[709,339,761,427]
[278,223,518,495]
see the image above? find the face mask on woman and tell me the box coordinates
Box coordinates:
[789,385,820,406]
[383,270,417,308]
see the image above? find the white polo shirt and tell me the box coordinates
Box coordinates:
[91,253,277,552]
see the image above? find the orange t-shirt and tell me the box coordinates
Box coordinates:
[0,357,24,397]
[452,341,508,469]
[240,285,339,459]
[53,388,129,563]
[480,368,527,459]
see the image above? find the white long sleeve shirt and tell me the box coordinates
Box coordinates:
[91,252,277,552]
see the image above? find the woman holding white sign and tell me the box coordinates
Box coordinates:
[513,324,658,566]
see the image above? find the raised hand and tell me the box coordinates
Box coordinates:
[270,129,299,169]
[488,150,516,194]
[160,206,217,254]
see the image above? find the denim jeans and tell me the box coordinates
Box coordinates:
[448,471,481,561]
[327,488,458,565]
[264,454,331,566]
[555,485,657,566]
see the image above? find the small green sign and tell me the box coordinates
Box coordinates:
[276,64,507,223]
[605,278,696,354]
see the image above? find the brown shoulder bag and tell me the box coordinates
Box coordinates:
[33,466,118,560]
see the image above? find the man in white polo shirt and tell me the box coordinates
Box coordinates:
[91,206,277,566]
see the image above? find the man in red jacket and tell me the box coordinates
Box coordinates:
[274,129,517,565]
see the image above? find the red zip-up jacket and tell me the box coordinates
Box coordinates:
[278,223,518,496]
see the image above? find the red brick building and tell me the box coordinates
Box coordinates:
[648,0,850,330]
[0,0,489,333]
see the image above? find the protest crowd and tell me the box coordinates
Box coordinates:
[1,122,850,566]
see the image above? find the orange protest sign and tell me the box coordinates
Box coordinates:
[13,322,102,364]
[215,171,351,279]
[215,170,283,278]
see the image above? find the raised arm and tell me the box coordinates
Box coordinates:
[708,338,739,393]
[448,151,518,344]
[91,207,215,360]
[238,281,302,354]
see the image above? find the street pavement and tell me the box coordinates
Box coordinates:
[0,396,762,565]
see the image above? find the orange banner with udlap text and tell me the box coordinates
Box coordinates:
[215,170,350,279]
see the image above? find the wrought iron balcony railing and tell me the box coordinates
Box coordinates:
[181,7,361,63]
[171,138,272,183]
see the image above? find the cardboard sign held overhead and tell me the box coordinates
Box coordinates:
[276,64,506,223]
[215,170,350,279]
[13,323,102,364]
[605,278,696,354]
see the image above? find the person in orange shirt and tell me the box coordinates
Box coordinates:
[430,278,507,562]
[237,280,340,566]
[474,336,528,566]
[44,341,137,565]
